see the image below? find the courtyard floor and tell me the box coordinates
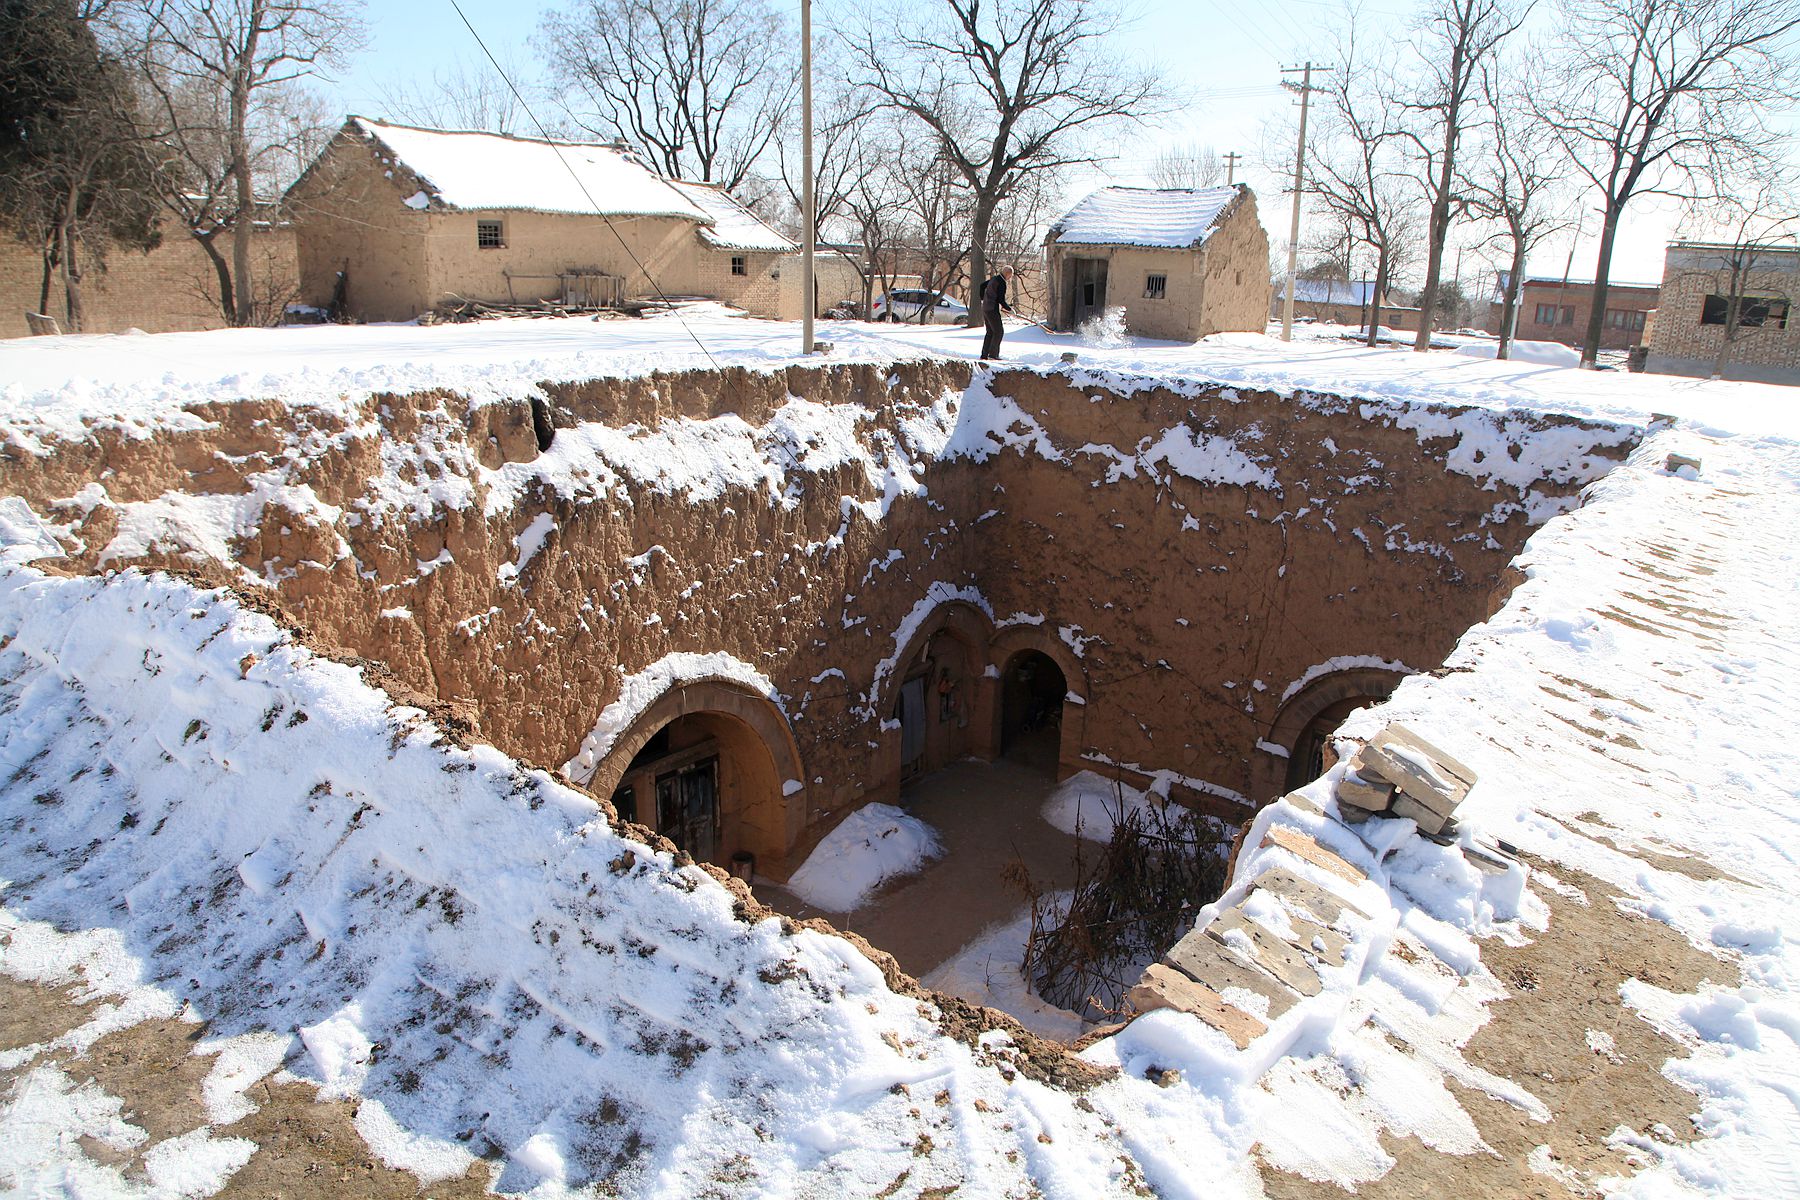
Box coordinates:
[757,735,1086,982]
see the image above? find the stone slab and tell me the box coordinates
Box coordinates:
[1360,725,1476,816]
[1164,929,1298,1020]
[1128,964,1269,1050]
[1261,824,1367,884]
[1336,770,1394,814]
[1251,865,1369,923]
[1462,840,1522,877]
[1391,792,1451,835]
[1205,908,1322,997]
[1285,913,1350,967]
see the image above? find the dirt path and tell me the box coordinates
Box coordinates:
[1259,859,1739,1198]
[759,747,1087,980]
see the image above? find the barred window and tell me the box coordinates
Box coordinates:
[731,255,747,276]
[476,220,504,249]
[1144,273,1167,299]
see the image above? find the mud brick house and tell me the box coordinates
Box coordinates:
[1270,278,1426,332]
[284,118,797,323]
[1043,185,1271,341]
[1486,273,1660,350]
[1645,240,1800,384]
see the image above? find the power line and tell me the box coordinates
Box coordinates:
[445,0,721,369]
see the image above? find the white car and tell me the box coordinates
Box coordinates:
[871,289,970,325]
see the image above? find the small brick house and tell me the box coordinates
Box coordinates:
[1485,274,1659,350]
[1044,185,1271,341]
[284,118,796,323]
[1645,240,1799,384]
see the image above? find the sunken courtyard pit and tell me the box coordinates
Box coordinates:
[0,360,1633,967]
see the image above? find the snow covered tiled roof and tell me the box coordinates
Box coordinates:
[668,180,796,252]
[1290,279,1379,306]
[1049,186,1242,249]
[350,117,711,221]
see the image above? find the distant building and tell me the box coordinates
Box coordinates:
[284,118,799,324]
[1043,185,1270,341]
[1271,278,1427,332]
[1644,241,1799,384]
[1485,274,1659,350]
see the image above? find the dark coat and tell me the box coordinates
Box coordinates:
[981,274,1012,313]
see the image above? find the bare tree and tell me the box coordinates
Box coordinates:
[1534,0,1800,367]
[1147,142,1224,190]
[1397,0,1528,351]
[844,0,1165,292]
[539,0,795,190]
[1305,25,1420,345]
[1671,178,1800,377]
[1464,62,1575,358]
[373,52,537,135]
[134,0,362,326]
[1,0,163,331]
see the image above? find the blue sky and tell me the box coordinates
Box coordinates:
[321,0,1710,286]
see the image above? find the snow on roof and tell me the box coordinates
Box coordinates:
[350,117,711,221]
[1288,278,1379,306]
[668,180,796,252]
[1049,185,1241,249]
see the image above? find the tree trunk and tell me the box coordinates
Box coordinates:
[1579,206,1622,368]
[229,10,261,327]
[195,229,237,325]
[58,217,85,333]
[38,236,57,317]
[1366,251,1390,348]
[1497,239,1525,360]
[968,200,993,311]
[1711,261,1744,380]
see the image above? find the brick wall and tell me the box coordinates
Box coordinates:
[1503,279,1659,350]
[1645,245,1800,384]
[1,222,297,339]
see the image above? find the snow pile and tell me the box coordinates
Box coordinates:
[923,895,1085,1043]
[786,803,944,912]
[1077,306,1131,348]
[1454,338,1581,367]
[1041,770,1160,841]
[1050,186,1239,249]
[353,118,709,220]
[0,559,1136,1196]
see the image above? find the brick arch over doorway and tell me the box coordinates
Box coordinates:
[1255,666,1409,801]
[988,625,1089,780]
[586,679,805,875]
[874,600,996,795]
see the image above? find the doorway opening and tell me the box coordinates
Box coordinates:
[893,626,982,784]
[1067,257,1109,328]
[1000,649,1067,773]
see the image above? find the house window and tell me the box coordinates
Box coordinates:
[1144,273,1167,299]
[1534,302,1560,325]
[731,255,747,276]
[1701,294,1789,328]
[1606,308,1647,331]
[476,220,504,249]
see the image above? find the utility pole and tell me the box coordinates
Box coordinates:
[801,0,816,355]
[1279,62,1329,342]
[1222,151,1243,185]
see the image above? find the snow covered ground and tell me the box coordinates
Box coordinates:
[2,308,1790,450]
[4,311,1800,1196]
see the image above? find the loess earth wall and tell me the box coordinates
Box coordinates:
[0,360,1637,873]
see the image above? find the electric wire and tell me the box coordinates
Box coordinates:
[445,0,722,369]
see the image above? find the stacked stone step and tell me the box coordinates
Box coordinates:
[1127,830,1369,1049]
[1334,723,1476,839]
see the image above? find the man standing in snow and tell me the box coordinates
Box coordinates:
[979,265,1015,361]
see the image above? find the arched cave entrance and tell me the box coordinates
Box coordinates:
[892,624,984,783]
[1000,649,1068,773]
[590,682,803,876]
[1284,695,1380,791]
[1259,666,1408,799]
